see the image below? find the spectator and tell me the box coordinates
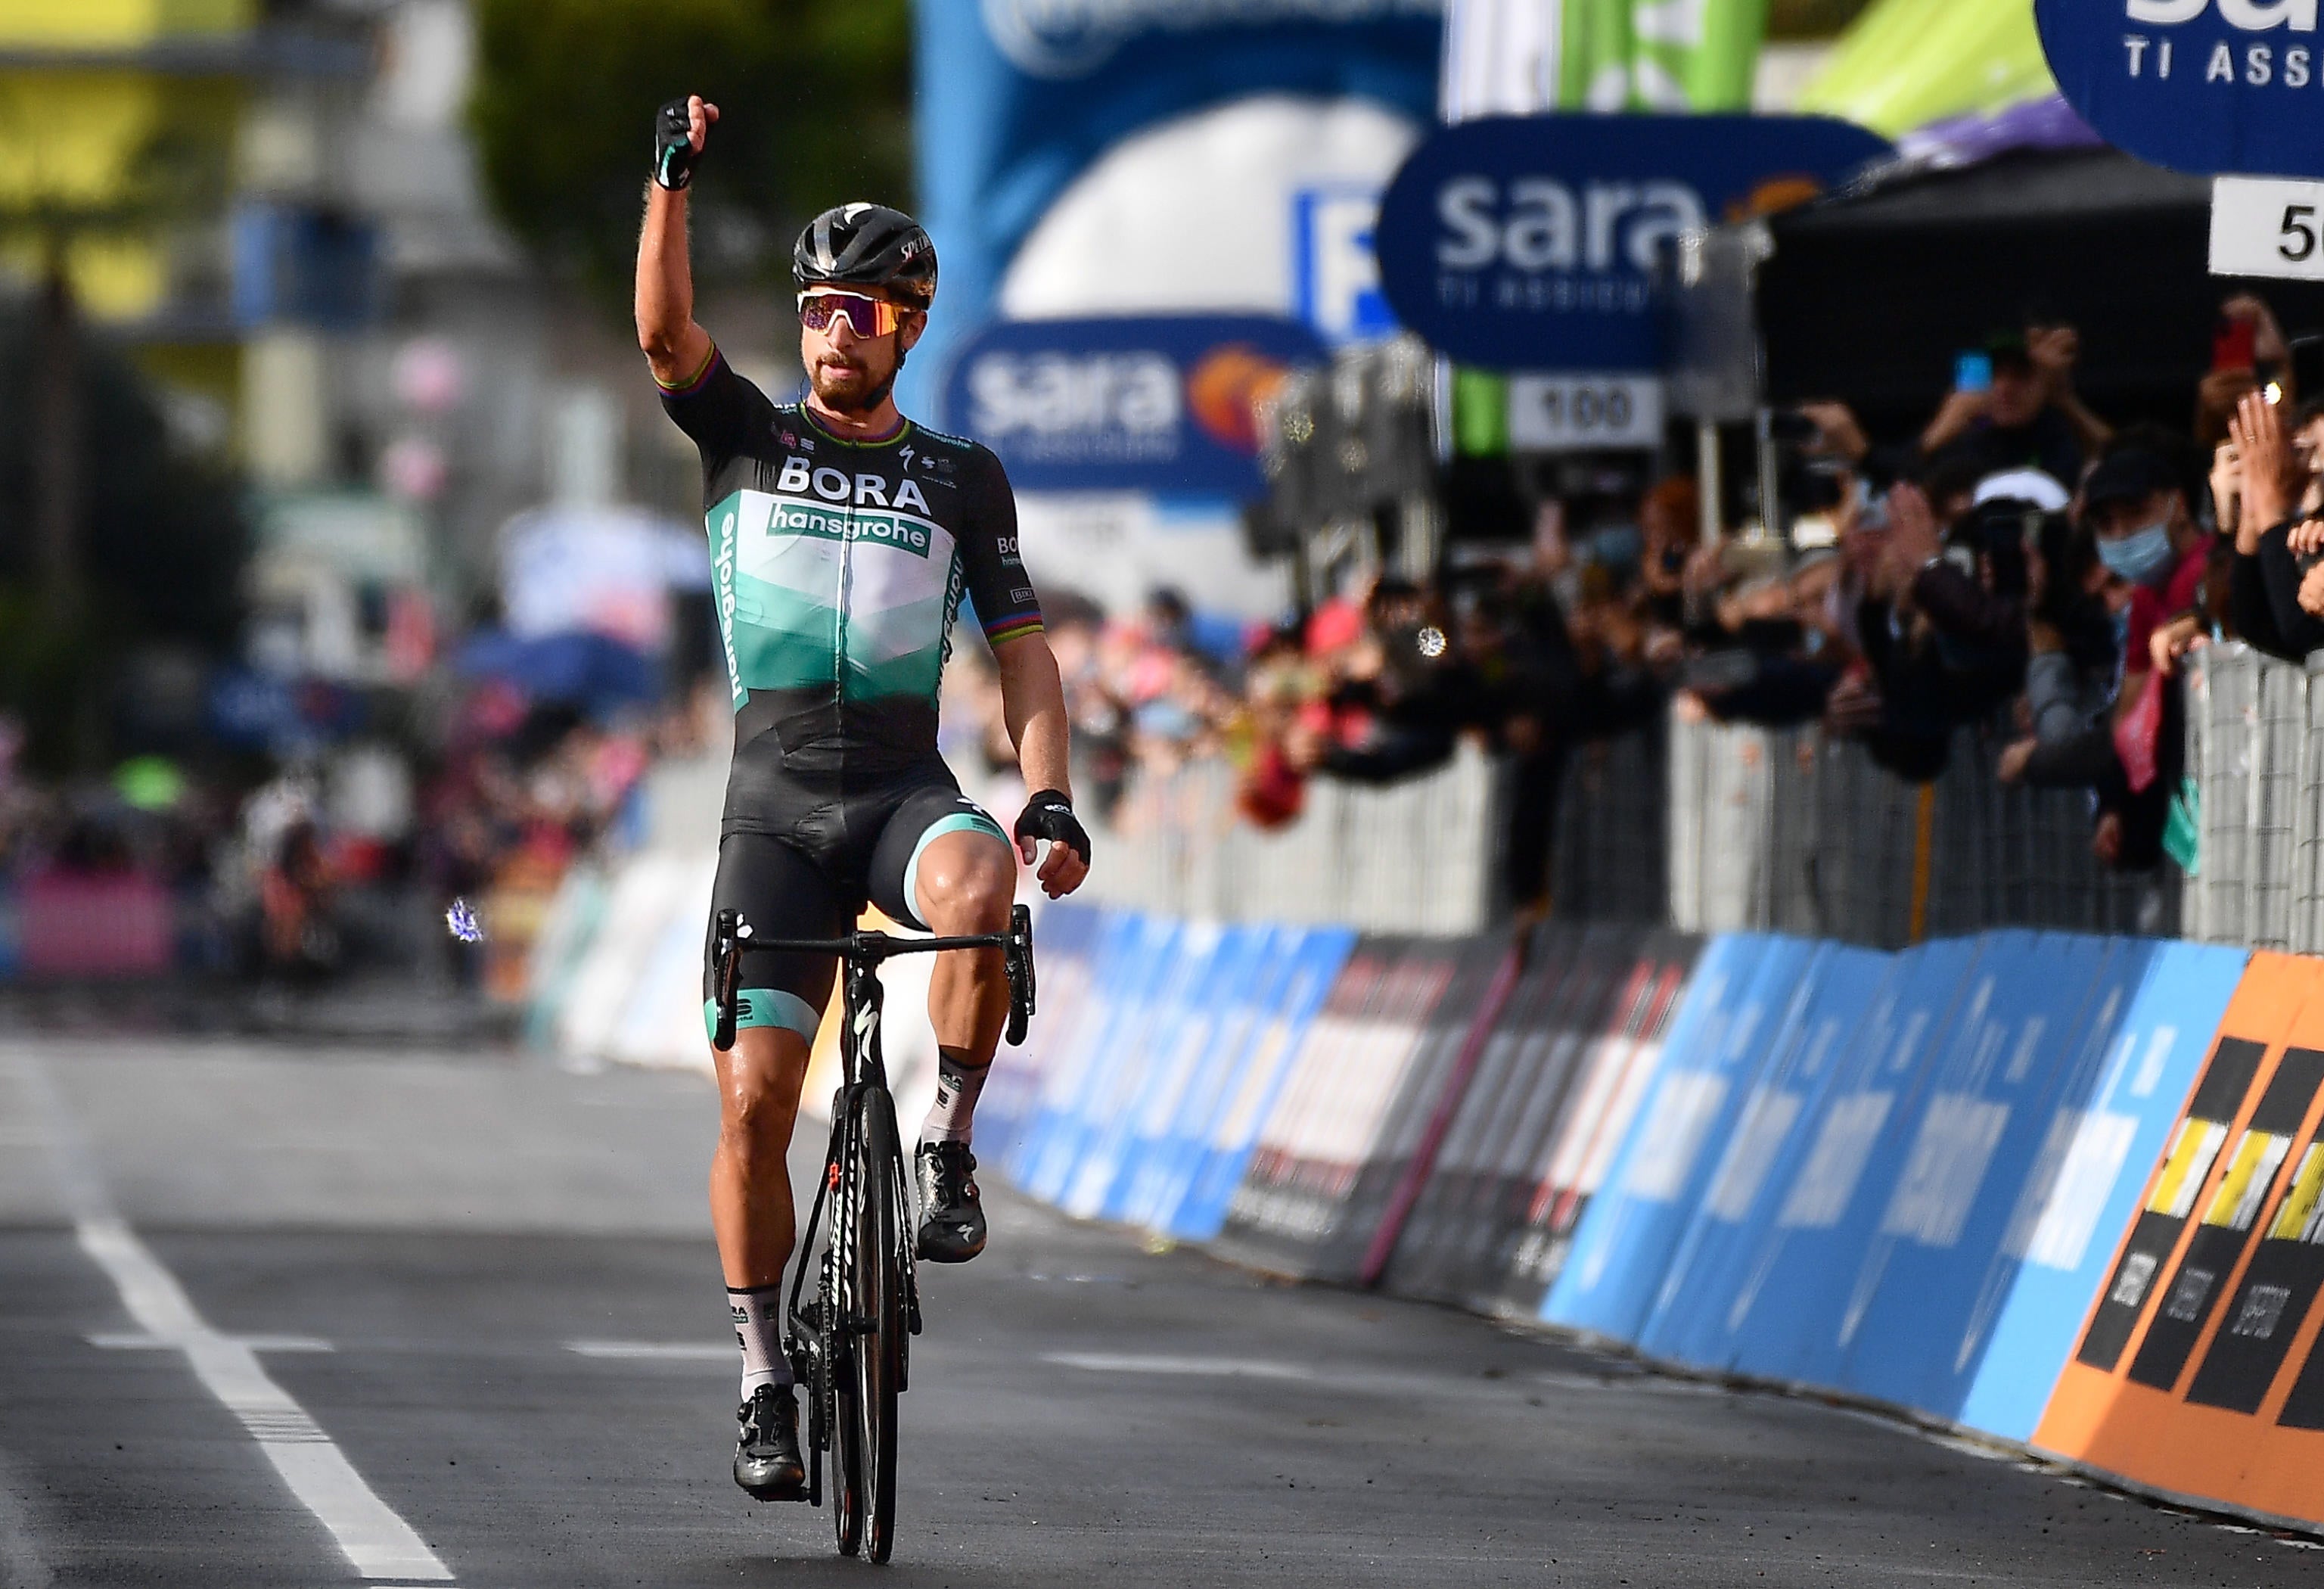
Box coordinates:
[1921,325,2112,486]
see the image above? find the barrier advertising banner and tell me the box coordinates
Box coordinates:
[1702,937,1984,1385]
[2036,953,2324,1525]
[1826,932,2120,1415]
[1486,931,1699,1314]
[941,316,1325,497]
[1381,925,1633,1301]
[1217,939,1462,1277]
[1169,925,1358,1241]
[1635,941,1893,1369]
[1374,114,1892,370]
[1545,934,1821,1340]
[2037,0,2324,179]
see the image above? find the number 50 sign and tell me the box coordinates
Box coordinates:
[2212,176,2324,281]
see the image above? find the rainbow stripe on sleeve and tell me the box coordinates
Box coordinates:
[655,342,722,399]
[983,613,1045,648]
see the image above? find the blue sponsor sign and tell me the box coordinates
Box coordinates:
[1638,944,1893,1370]
[1026,915,1184,1205]
[908,2,1440,415]
[1119,924,1276,1230]
[1375,114,1893,372]
[1007,912,1150,1192]
[1830,932,2111,1413]
[978,902,1102,1157]
[1076,922,1231,1221]
[1171,927,1359,1242]
[1717,936,1984,1387]
[2038,0,2324,179]
[941,315,1326,497]
[1545,934,1818,1343]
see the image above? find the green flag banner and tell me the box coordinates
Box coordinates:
[1556,0,1768,114]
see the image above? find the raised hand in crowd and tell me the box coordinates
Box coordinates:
[2027,325,2079,396]
[2231,387,2297,536]
[1797,400,1870,464]
[2028,322,2114,457]
[2149,612,2207,679]
[1921,385,1990,456]
[1881,480,1942,587]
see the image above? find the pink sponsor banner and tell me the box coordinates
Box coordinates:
[18,871,174,978]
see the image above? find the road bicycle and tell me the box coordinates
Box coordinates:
[710,903,1036,1563]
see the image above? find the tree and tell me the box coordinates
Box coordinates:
[470,0,910,315]
[0,297,249,770]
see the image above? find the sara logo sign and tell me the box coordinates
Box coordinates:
[981,0,1443,79]
[2038,0,2324,176]
[943,315,1325,496]
[1375,115,1892,372]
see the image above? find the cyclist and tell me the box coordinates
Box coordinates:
[635,95,1091,1502]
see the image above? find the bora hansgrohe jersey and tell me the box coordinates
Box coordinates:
[659,346,1044,831]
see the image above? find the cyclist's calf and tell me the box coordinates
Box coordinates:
[713,1028,812,1288]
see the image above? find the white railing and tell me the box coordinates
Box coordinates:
[2182,643,2322,952]
[1074,743,1507,937]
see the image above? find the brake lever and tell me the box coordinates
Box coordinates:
[713,908,746,1052]
[1002,903,1035,1046]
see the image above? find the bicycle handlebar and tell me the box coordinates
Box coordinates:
[729,928,1022,959]
[710,904,1036,1053]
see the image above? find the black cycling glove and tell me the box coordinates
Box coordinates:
[652,98,699,191]
[1014,789,1090,866]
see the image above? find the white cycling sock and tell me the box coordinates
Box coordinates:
[919,1047,990,1147]
[729,1283,791,1398]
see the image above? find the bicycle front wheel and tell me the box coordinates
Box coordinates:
[850,1085,907,1562]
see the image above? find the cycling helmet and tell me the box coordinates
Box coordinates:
[792,204,937,309]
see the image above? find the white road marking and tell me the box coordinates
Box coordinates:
[15,1052,454,1584]
[87,1331,333,1352]
[1043,1353,1317,1380]
[567,1340,732,1361]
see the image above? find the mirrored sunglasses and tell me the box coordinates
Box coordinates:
[797,291,902,337]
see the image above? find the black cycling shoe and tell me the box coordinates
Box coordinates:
[732,1383,806,1500]
[915,1141,987,1264]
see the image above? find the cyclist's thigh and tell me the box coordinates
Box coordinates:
[704,831,849,1044]
[865,782,1011,931]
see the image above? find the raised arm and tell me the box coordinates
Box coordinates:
[635,95,718,387]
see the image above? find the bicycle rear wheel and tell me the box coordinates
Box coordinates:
[850,1085,906,1562]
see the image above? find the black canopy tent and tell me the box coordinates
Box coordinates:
[1757,147,2324,443]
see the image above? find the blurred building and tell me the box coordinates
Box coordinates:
[0,0,561,674]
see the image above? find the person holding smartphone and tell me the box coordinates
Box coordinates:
[1921,325,2111,485]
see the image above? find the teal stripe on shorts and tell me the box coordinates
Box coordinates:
[704,988,822,1043]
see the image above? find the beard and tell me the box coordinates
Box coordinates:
[809,347,903,415]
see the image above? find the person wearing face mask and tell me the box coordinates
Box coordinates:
[2083,445,2207,683]
[2072,444,2207,868]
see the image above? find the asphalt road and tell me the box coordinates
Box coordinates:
[0,1034,2314,1588]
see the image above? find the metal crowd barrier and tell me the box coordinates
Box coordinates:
[1549,725,1670,925]
[2181,642,2319,952]
[1079,742,1507,937]
[1667,711,2173,948]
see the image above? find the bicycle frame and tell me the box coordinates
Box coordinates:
[707,906,1034,1519]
